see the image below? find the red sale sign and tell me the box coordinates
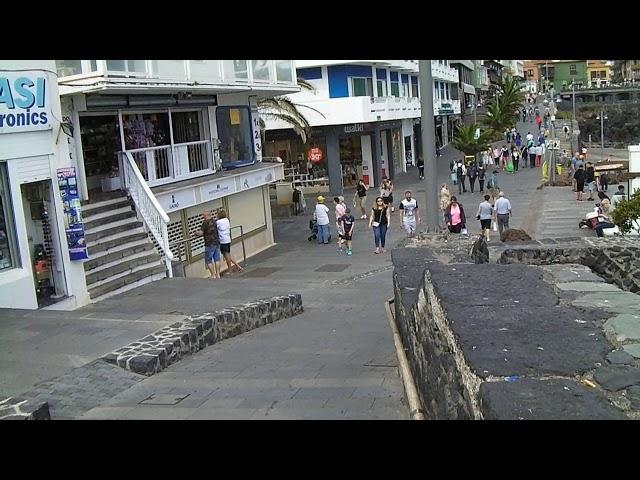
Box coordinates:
[307,147,323,164]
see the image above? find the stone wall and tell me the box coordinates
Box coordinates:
[392,247,636,420]
[499,237,640,294]
[103,294,303,376]
[0,397,50,420]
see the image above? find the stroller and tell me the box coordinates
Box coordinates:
[308,218,331,242]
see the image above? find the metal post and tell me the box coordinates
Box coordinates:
[419,60,439,231]
[601,110,605,162]
[572,83,577,154]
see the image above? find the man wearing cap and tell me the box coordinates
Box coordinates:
[314,196,331,244]
[494,191,512,239]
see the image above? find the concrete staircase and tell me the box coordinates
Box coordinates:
[82,191,167,302]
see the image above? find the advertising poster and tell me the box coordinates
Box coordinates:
[57,167,88,260]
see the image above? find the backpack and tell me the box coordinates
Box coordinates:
[456,165,463,177]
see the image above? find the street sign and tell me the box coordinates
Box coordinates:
[307,147,324,164]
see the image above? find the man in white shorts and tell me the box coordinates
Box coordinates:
[398,190,420,237]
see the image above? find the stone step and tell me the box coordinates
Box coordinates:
[86,223,144,245]
[85,251,162,286]
[88,263,166,299]
[84,210,137,232]
[82,205,133,223]
[81,190,127,207]
[84,241,156,271]
[87,232,149,255]
[82,198,132,218]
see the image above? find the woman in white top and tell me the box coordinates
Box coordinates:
[216,209,243,274]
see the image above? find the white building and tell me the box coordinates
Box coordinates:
[263,60,460,193]
[1,60,298,309]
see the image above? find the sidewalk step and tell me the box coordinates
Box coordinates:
[88,263,166,299]
[85,251,162,286]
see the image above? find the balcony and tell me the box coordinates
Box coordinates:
[120,139,221,188]
[55,60,298,96]
[431,61,459,83]
[263,95,422,130]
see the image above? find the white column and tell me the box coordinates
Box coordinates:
[372,65,378,98]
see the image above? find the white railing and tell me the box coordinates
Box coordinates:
[128,145,173,184]
[173,140,212,177]
[120,152,174,278]
[124,140,216,187]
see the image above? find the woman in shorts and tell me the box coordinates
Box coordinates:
[216,209,244,274]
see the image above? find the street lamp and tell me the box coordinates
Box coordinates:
[596,110,608,162]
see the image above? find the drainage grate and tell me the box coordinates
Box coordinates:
[139,393,190,406]
[241,267,282,278]
[315,264,352,273]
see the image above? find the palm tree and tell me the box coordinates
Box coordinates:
[452,123,496,158]
[483,97,512,136]
[257,78,325,144]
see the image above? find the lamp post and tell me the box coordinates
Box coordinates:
[419,60,439,231]
[596,110,608,162]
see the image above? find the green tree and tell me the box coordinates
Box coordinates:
[611,190,640,235]
[452,123,496,157]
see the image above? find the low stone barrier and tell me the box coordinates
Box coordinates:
[102,294,303,376]
[0,397,50,420]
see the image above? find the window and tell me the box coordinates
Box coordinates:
[411,81,419,98]
[251,60,272,82]
[223,60,249,81]
[275,60,293,83]
[350,77,373,97]
[0,164,18,271]
[402,82,410,97]
[390,79,400,97]
[56,60,82,77]
[106,60,146,74]
[434,82,439,100]
[216,106,254,165]
[591,71,597,79]
[377,79,387,97]
[570,64,577,75]
[440,82,446,99]
[171,111,204,144]
[90,60,98,72]
[445,84,450,100]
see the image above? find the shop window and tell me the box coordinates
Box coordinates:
[80,115,123,189]
[171,111,204,144]
[252,60,272,82]
[275,60,293,83]
[56,60,82,77]
[0,164,18,271]
[216,106,254,165]
[390,80,400,97]
[123,113,170,150]
[350,77,373,97]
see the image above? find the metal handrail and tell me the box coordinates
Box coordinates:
[169,224,247,269]
[230,225,247,267]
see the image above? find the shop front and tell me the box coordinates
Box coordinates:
[0,64,89,310]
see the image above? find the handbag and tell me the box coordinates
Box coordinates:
[492,221,498,232]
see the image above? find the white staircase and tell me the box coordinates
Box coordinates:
[82,192,167,302]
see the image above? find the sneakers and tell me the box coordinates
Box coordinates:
[347,249,352,256]
[361,214,367,219]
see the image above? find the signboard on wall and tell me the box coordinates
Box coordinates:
[200,178,237,202]
[157,189,197,213]
[307,147,323,164]
[57,167,88,260]
[1,71,52,134]
[250,98,263,163]
[240,170,274,190]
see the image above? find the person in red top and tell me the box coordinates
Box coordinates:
[535,114,542,131]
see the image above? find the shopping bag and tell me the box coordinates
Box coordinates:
[492,221,498,232]
[450,172,457,183]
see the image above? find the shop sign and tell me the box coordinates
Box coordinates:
[307,147,324,164]
[200,178,237,202]
[344,123,364,134]
[1,71,51,133]
[240,169,275,190]
[439,103,454,115]
[57,167,88,261]
[157,189,197,212]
